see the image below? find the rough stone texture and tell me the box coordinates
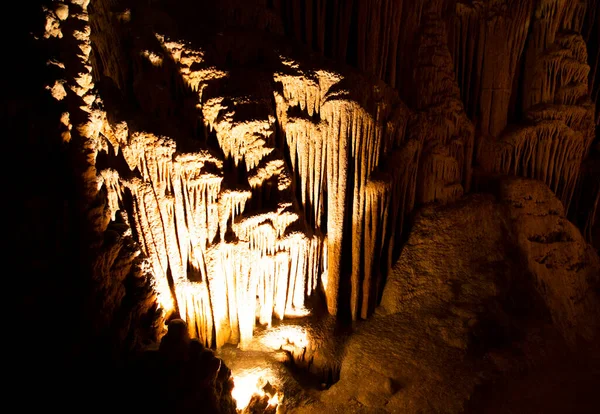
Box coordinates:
[379,195,509,318]
[498,178,600,347]
[294,179,600,413]
[126,319,237,414]
[316,195,513,413]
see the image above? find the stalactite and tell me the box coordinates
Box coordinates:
[361,174,391,318]
[449,0,534,139]
[274,53,416,319]
[383,139,421,270]
[81,34,338,347]
[99,169,122,221]
[448,2,484,119]
[480,121,587,211]
[282,118,327,228]
[419,145,464,203]
[523,43,590,111]
[176,281,214,346]
[273,0,435,94]
[356,0,401,81]
[521,1,591,113]
[480,0,596,214]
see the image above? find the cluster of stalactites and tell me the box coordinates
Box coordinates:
[480,121,586,207]
[273,54,418,319]
[523,34,591,113]
[480,0,595,212]
[96,114,322,347]
[520,1,594,138]
[449,0,535,139]
[94,35,329,348]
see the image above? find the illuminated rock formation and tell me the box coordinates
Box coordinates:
[310,178,600,414]
[273,58,415,319]
[91,28,419,339]
[35,0,597,352]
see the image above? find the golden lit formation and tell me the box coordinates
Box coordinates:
[85,0,594,353]
[231,368,281,411]
[260,325,309,351]
[98,123,322,347]
[90,27,426,349]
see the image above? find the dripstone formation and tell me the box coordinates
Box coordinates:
[14,0,600,413]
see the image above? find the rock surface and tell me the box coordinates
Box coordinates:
[498,178,600,347]
[296,178,600,413]
[126,319,237,414]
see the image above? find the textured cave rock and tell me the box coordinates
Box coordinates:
[15,0,600,412]
[300,179,599,413]
[322,194,515,413]
[497,178,600,347]
[126,319,237,414]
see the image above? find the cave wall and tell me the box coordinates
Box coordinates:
[11,0,165,409]
[274,0,599,242]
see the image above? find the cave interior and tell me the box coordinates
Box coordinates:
[11,0,600,413]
